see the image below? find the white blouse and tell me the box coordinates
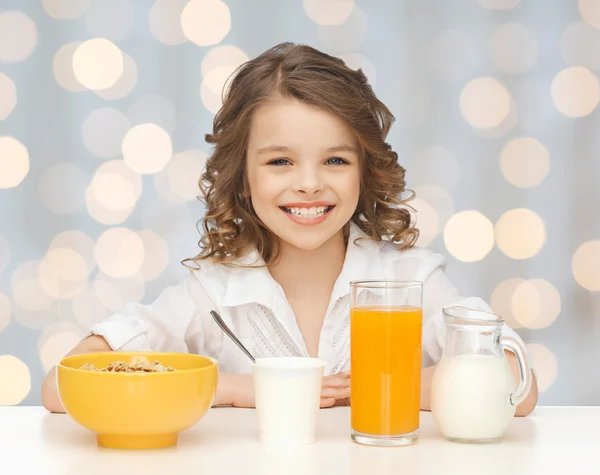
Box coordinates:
[90,222,527,376]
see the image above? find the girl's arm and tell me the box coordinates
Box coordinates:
[41,335,113,413]
[419,351,539,417]
[41,336,255,412]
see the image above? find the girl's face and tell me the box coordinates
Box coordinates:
[246,97,361,252]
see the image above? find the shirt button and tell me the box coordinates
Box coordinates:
[130,317,142,328]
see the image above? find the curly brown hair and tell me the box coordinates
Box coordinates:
[184,42,418,269]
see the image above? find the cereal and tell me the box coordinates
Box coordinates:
[79,360,176,373]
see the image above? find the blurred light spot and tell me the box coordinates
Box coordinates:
[200,45,249,115]
[579,0,600,29]
[0,73,17,120]
[318,5,368,52]
[572,240,600,291]
[127,94,177,135]
[85,160,142,224]
[414,185,455,226]
[94,52,137,100]
[49,231,96,275]
[181,0,231,46]
[85,187,134,225]
[94,271,145,311]
[122,124,172,174]
[560,22,600,71]
[444,211,495,262]
[340,53,377,86]
[411,146,460,191]
[154,149,206,203]
[411,198,439,247]
[95,228,145,278]
[39,331,81,373]
[0,136,29,189]
[41,247,90,283]
[137,230,170,281]
[200,66,235,114]
[53,42,86,92]
[82,108,131,159]
[477,0,521,9]
[38,248,89,299]
[460,77,511,129]
[0,355,31,405]
[512,279,561,329]
[0,292,10,334]
[491,278,525,329]
[0,11,38,63]
[84,0,134,41]
[38,162,88,215]
[526,344,557,393]
[11,261,55,312]
[500,137,550,188]
[495,208,546,259]
[201,45,249,74]
[474,99,518,139]
[91,173,137,212]
[0,235,9,275]
[73,38,123,90]
[72,284,110,330]
[149,0,188,45]
[92,159,143,201]
[427,30,479,81]
[43,0,91,19]
[551,67,600,117]
[489,23,538,74]
[304,0,354,26]
[157,157,202,206]
[167,149,207,201]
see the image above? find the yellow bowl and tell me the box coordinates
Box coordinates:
[57,352,218,450]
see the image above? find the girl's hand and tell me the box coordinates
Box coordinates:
[321,371,351,408]
[231,373,255,408]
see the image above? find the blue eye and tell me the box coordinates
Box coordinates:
[268,158,291,166]
[326,157,349,165]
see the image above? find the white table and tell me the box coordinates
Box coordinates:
[0,406,597,474]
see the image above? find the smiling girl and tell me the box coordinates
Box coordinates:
[42,42,538,415]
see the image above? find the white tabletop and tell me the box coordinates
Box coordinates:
[0,406,597,475]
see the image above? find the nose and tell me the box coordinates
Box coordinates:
[292,163,323,195]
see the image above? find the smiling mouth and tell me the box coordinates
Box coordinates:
[279,205,335,218]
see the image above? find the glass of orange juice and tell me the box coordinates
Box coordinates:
[350,280,423,447]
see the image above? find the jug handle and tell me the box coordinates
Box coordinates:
[499,336,533,406]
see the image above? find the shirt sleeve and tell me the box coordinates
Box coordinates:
[421,261,532,372]
[89,272,211,354]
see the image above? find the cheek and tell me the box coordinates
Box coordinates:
[248,170,281,204]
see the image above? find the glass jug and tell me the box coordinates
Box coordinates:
[430,306,532,443]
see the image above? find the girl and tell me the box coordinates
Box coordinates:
[42,42,538,414]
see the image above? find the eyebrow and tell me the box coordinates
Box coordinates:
[256,144,359,154]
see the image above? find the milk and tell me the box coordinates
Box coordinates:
[252,357,327,446]
[431,354,517,441]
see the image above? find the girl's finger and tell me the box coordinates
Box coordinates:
[321,386,351,400]
[320,397,336,408]
[321,376,350,389]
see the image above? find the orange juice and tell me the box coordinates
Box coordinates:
[350,305,423,435]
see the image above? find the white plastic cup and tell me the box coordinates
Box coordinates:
[252,357,328,446]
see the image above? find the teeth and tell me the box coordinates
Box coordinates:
[284,206,330,218]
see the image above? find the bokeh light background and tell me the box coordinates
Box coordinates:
[1,0,599,406]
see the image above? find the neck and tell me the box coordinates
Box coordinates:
[268,230,347,299]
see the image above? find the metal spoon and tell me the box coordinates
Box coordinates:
[210,310,256,364]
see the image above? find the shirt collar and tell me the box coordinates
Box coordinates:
[222,221,384,309]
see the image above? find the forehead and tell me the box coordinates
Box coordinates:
[247,97,357,152]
